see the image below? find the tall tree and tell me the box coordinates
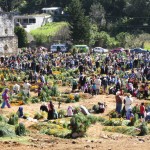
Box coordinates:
[15,26,28,48]
[68,0,90,44]
[90,3,105,28]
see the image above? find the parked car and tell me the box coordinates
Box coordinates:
[50,44,68,52]
[93,47,108,53]
[74,45,89,53]
[130,48,147,53]
[110,48,124,54]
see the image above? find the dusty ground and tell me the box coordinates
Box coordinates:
[0,86,150,150]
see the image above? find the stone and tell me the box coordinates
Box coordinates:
[72,141,76,144]
[138,139,145,142]
[72,132,79,138]
[85,145,90,148]
[0,13,18,56]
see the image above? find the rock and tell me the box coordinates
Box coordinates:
[72,132,79,138]
[85,145,90,148]
[4,141,11,144]
[91,140,94,143]
[72,141,76,144]
[138,139,145,142]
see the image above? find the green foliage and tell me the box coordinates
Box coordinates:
[103,126,138,136]
[68,0,90,44]
[69,114,98,136]
[69,113,90,134]
[109,110,118,118]
[92,105,100,113]
[74,95,80,102]
[138,122,149,136]
[30,22,68,44]
[30,121,71,138]
[97,31,118,48]
[8,114,18,125]
[15,123,26,136]
[129,113,139,126]
[31,97,39,103]
[0,122,16,137]
[34,112,43,120]
[103,119,122,126]
[116,32,134,48]
[132,106,140,114]
[50,85,59,97]
[58,110,66,118]
[14,26,28,48]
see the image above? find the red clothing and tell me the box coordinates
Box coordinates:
[140,105,145,114]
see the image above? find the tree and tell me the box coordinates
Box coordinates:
[15,26,28,48]
[90,3,106,28]
[89,24,99,46]
[0,0,25,12]
[68,0,90,44]
[116,32,134,48]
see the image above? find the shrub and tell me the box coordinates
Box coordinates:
[50,85,59,97]
[15,123,26,136]
[34,112,43,120]
[129,113,139,126]
[92,105,99,113]
[14,26,28,48]
[58,110,66,118]
[103,119,122,126]
[0,123,15,137]
[65,98,71,103]
[74,95,80,102]
[69,113,90,135]
[87,115,98,124]
[138,122,149,136]
[132,106,140,114]
[31,97,39,103]
[8,114,18,125]
[110,111,118,118]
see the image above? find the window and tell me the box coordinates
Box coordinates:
[5,29,8,34]
[29,18,36,23]
[23,19,28,24]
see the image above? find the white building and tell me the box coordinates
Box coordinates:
[14,14,52,32]
[42,7,62,15]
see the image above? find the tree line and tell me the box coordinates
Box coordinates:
[1,0,150,48]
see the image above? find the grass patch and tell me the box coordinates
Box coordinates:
[30,22,68,44]
[103,126,139,136]
[144,41,150,50]
[29,119,71,138]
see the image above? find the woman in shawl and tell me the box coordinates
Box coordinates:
[1,88,11,108]
[47,101,54,120]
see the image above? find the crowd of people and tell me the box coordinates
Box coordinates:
[0,47,150,121]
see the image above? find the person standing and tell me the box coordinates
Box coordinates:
[124,93,133,116]
[47,101,54,120]
[1,88,11,108]
[23,80,31,97]
[140,103,146,120]
[115,91,123,114]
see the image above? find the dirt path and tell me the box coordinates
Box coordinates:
[1,86,150,150]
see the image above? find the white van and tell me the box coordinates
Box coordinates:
[50,44,67,52]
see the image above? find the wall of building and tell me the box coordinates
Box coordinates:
[0,13,18,56]
[0,36,18,56]
[14,15,52,32]
[0,13,14,37]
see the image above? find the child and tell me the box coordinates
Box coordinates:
[140,103,145,119]
[92,83,97,96]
